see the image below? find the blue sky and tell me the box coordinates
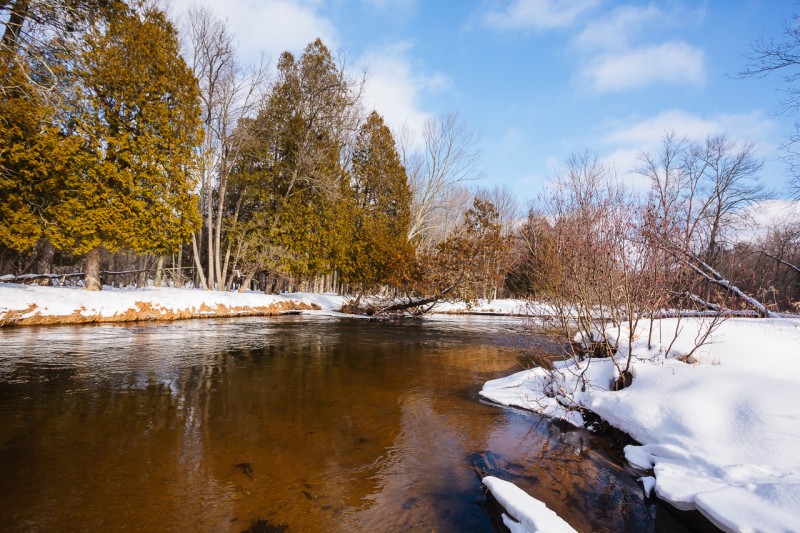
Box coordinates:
[168,0,798,201]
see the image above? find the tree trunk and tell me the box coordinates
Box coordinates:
[686,256,770,317]
[84,246,102,291]
[138,254,148,287]
[110,252,118,288]
[205,165,215,289]
[154,255,165,287]
[270,275,280,294]
[191,232,209,289]
[239,271,255,293]
[33,237,55,285]
[1,0,30,53]
[214,168,228,290]
[176,247,183,287]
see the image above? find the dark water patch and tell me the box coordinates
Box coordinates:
[241,518,288,533]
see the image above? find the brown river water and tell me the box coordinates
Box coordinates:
[0,315,715,532]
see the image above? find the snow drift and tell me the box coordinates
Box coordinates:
[481,317,800,532]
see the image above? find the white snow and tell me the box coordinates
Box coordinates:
[482,476,577,533]
[0,283,346,322]
[640,476,656,498]
[0,282,556,322]
[482,316,800,532]
[430,299,552,316]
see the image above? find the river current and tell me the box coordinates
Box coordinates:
[0,315,711,531]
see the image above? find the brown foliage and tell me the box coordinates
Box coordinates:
[412,197,511,302]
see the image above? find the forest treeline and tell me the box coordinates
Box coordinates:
[0,0,510,300]
[1,0,798,314]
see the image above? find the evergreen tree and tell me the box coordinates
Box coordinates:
[342,111,413,291]
[0,0,105,259]
[45,5,202,289]
[0,62,76,253]
[227,39,360,289]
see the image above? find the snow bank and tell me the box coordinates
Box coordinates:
[482,476,577,533]
[430,299,553,316]
[0,283,557,324]
[482,317,800,532]
[0,284,347,325]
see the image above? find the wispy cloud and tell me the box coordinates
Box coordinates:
[600,109,778,189]
[571,4,706,93]
[169,0,338,65]
[358,42,449,140]
[583,42,705,93]
[572,4,661,52]
[483,0,598,31]
[605,109,777,146]
[362,0,415,11]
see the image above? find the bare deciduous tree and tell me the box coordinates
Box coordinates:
[638,132,768,265]
[476,183,520,235]
[536,152,726,392]
[739,14,800,198]
[402,113,481,250]
[185,5,268,290]
[695,135,767,264]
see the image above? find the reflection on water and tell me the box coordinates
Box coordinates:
[0,316,704,532]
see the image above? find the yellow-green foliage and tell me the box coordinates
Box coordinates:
[341,111,413,289]
[0,63,78,252]
[227,44,415,289]
[228,39,352,279]
[46,5,202,256]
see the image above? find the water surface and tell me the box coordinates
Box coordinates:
[0,316,708,531]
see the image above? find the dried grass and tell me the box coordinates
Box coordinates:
[0,301,321,327]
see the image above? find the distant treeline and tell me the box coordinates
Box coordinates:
[2,1,798,314]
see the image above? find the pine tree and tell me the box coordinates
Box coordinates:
[45,5,202,289]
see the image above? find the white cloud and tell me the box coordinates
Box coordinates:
[600,109,779,191]
[582,41,705,93]
[601,147,652,191]
[573,4,662,52]
[567,4,709,94]
[168,0,337,65]
[358,42,448,143]
[483,0,598,30]
[740,199,800,238]
[605,109,777,146]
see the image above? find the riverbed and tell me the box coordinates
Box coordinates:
[0,315,712,531]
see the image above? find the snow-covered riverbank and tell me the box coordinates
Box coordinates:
[0,284,348,326]
[0,283,535,326]
[481,316,800,532]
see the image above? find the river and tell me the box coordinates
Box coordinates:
[0,315,714,531]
